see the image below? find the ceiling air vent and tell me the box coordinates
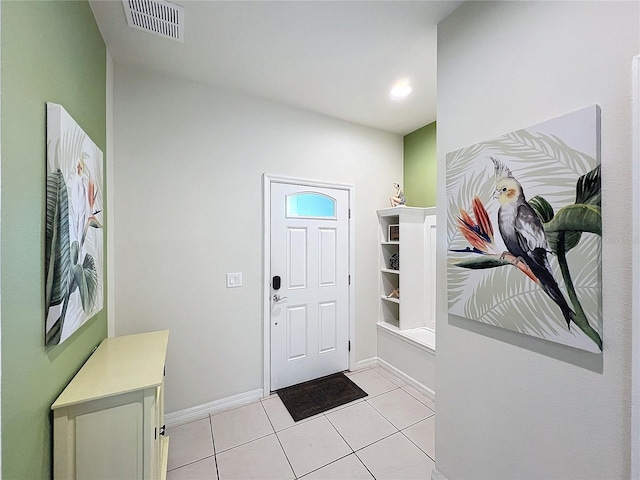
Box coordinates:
[122,0,184,42]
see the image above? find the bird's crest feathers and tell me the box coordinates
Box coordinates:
[490,156,514,181]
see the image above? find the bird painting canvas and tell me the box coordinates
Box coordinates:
[447,105,602,353]
[45,103,104,346]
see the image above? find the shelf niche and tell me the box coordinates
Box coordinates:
[377,206,436,335]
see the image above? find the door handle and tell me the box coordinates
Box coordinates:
[273,294,288,303]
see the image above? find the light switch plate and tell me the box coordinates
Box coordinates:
[226,272,242,288]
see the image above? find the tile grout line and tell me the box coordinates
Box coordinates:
[281,415,353,478]
[353,430,434,478]
[263,395,376,436]
[399,427,435,462]
[400,412,435,431]
[353,448,378,480]
[324,409,357,455]
[165,417,217,472]
[259,397,297,479]
[207,395,268,419]
[172,370,427,478]
[166,371,434,479]
[262,390,370,477]
[373,366,408,389]
[166,454,215,473]
[324,397,401,453]
[270,387,370,478]
[370,364,436,410]
[207,415,221,480]
[213,431,275,455]
[353,429,401,453]
[209,401,278,454]
[320,388,409,477]
[320,396,369,416]
[364,388,434,432]
[400,385,436,411]
[364,390,403,429]
[295,452,355,479]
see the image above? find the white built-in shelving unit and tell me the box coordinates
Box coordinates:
[377,206,437,349]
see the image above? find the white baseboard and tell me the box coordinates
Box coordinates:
[377,357,435,403]
[431,466,449,480]
[352,356,378,370]
[165,356,435,429]
[165,388,264,428]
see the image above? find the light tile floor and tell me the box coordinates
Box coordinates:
[167,367,435,480]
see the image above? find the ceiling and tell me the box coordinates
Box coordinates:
[90,1,463,135]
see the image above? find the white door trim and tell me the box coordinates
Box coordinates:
[262,174,355,394]
[631,54,640,480]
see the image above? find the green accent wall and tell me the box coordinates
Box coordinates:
[1,2,107,479]
[403,122,436,207]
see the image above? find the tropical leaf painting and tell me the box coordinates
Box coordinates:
[45,103,104,346]
[446,105,602,353]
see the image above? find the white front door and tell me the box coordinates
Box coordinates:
[270,182,350,390]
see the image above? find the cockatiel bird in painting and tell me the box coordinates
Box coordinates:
[490,156,575,329]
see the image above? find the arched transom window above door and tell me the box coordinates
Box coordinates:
[286,192,336,219]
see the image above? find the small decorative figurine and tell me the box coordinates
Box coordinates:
[389,253,399,270]
[390,182,406,207]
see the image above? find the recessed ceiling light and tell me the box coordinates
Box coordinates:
[390,79,412,100]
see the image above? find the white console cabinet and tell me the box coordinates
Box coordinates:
[52,330,169,480]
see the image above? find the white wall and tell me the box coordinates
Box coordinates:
[377,330,435,392]
[113,66,402,413]
[106,49,114,338]
[436,2,639,479]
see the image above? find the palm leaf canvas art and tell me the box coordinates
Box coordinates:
[45,103,104,346]
[447,105,602,353]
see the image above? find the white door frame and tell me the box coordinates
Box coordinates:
[631,54,640,479]
[262,174,355,394]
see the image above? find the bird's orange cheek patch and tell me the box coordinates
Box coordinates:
[507,189,516,199]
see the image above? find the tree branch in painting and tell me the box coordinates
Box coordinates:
[451,165,602,350]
